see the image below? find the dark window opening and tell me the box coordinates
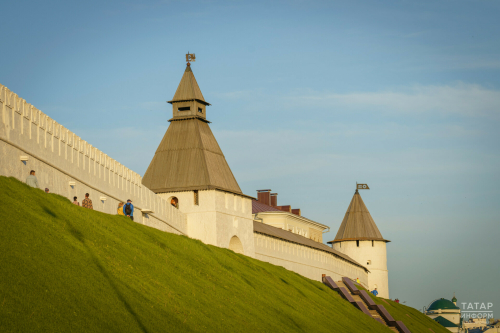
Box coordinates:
[198,107,203,113]
[178,107,190,111]
[356,240,359,247]
[194,190,199,205]
[372,240,374,247]
[170,197,179,209]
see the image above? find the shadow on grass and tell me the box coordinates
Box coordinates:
[42,206,57,218]
[65,220,150,333]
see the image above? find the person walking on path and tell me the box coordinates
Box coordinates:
[45,188,49,193]
[82,193,93,210]
[73,197,80,206]
[26,170,40,189]
[123,199,134,221]
[117,202,124,215]
[356,277,360,284]
[371,288,379,296]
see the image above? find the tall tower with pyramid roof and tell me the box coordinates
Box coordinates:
[142,62,255,257]
[328,189,390,298]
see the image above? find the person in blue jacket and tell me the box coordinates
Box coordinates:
[371,288,379,296]
[123,199,134,221]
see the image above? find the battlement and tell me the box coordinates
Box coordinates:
[0,83,187,235]
[0,84,142,185]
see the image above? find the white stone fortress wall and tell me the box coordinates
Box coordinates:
[158,190,256,257]
[0,83,370,285]
[254,232,369,286]
[0,84,187,235]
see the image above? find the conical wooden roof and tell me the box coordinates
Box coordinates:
[167,64,209,105]
[330,190,389,243]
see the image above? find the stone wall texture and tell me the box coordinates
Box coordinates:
[254,232,369,286]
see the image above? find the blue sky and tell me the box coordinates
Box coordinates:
[2,0,499,313]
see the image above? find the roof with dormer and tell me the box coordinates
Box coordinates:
[328,190,389,243]
[167,64,209,105]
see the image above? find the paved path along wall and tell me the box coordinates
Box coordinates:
[0,83,187,235]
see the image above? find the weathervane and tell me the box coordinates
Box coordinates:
[186,52,196,65]
[356,182,370,190]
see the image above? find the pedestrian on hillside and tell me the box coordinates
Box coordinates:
[73,197,80,206]
[356,277,360,284]
[371,288,379,297]
[395,298,400,303]
[82,193,93,210]
[45,188,49,193]
[117,202,124,215]
[26,170,40,189]
[123,199,134,221]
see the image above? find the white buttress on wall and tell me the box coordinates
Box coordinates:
[254,233,369,285]
[333,240,389,298]
[0,84,187,235]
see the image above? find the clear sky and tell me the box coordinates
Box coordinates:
[2,0,499,313]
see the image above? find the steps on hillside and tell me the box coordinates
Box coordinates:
[322,276,411,333]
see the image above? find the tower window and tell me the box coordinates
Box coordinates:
[356,240,359,247]
[367,260,371,265]
[372,240,374,247]
[170,197,179,209]
[178,107,190,111]
[194,190,199,205]
[198,107,203,113]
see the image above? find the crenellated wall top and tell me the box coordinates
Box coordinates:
[0,83,141,184]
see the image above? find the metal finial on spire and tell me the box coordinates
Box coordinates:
[186,52,196,65]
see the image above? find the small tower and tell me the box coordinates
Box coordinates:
[328,189,390,298]
[452,293,457,306]
[167,62,210,120]
[142,57,255,257]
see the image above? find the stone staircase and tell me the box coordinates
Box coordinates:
[322,276,411,333]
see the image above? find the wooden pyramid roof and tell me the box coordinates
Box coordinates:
[167,64,209,105]
[143,65,242,195]
[329,190,389,243]
[142,117,243,195]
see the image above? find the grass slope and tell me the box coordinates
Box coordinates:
[356,282,452,332]
[0,176,442,333]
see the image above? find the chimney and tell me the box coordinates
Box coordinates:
[257,189,271,205]
[276,205,291,212]
[292,208,301,216]
[270,193,278,206]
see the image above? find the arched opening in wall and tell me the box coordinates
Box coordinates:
[228,236,244,255]
[356,240,359,247]
[168,196,179,209]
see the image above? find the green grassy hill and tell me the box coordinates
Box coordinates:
[0,176,448,333]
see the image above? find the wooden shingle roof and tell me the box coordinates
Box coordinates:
[167,64,209,105]
[328,190,389,243]
[142,118,243,194]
